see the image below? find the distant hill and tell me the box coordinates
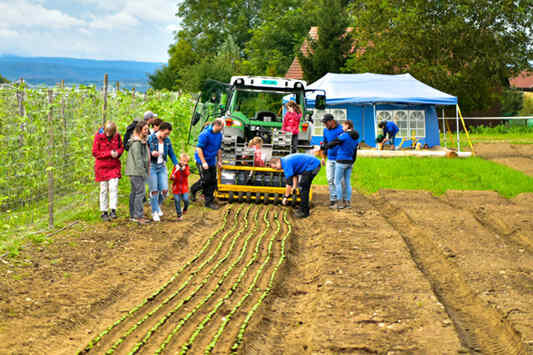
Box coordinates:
[0,55,164,92]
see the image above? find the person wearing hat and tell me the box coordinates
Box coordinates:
[320,113,344,208]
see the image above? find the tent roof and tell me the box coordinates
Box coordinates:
[306,73,457,106]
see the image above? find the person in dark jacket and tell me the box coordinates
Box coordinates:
[191,118,224,209]
[270,153,321,218]
[378,120,399,150]
[125,121,151,224]
[93,121,124,221]
[147,121,178,221]
[320,114,344,207]
[323,120,359,210]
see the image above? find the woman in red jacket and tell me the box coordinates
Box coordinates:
[92,121,124,221]
[282,101,302,153]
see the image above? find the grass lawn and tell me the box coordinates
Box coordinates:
[314,157,533,198]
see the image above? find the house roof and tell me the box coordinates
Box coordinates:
[285,27,358,80]
[285,27,318,80]
[510,71,533,89]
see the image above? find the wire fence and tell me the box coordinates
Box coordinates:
[0,80,190,254]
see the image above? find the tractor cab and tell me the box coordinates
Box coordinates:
[188,76,326,204]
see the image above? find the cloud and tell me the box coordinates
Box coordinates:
[0,0,178,62]
[89,12,140,30]
[0,0,86,29]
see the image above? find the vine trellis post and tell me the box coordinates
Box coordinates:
[102,73,109,126]
[47,89,55,229]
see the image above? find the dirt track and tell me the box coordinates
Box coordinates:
[474,143,533,177]
[1,186,533,354]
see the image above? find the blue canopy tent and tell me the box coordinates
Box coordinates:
[303,73,458,148]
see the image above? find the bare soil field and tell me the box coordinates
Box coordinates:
[474,143,533,177]
[1,186,532,354]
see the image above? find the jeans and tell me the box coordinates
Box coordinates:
[326,160,337,202]
[129,176,145,219]
[291,134,298,153]
[99,178,118,212]
[191,162,217,205]
[335,163,353,202]
[298,166,320,217]
[148,163,169,214]
[174,193,189,217]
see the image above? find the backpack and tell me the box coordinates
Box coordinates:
[123,120,137,151]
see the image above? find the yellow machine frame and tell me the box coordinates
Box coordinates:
[215,165,312,203]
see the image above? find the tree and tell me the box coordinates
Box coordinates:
[0,74,8,84]
[297,0,353,83]
[148,65,178,90]
[245,0,317,76]
[177,0,262,57]
[180,35,243,92]
[344,0,533,114]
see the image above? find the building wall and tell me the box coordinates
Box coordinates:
[310,103,441,148]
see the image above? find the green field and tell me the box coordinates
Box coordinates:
[441,124,533,150]
[314,157,533,198]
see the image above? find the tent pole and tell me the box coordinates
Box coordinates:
[373,103,377,147]
[442,107,447,148]
[456,104,460,153]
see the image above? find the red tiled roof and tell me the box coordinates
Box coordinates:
[285,27,359,80]
[285,27,318,80]
[510,71,533,89]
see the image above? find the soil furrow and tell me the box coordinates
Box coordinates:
[368,193,528,355]
[143,205,266,354]
[113,205,252,354]
[83,205,244,354]
[229,209,291,354]
[194,207,287,354]
[78,206,234,354]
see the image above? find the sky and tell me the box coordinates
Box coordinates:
[0,0,181,62]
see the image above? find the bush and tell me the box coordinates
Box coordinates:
[519,92,533,116]
[500,89,523,116]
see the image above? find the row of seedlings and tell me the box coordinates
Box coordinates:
[78,206,232,354]
[128,205,254,354]
[180,208,281,354]
[205,209,288,353]
[156,208,273,354]
[103,205,245,354]
[231,210,292,353]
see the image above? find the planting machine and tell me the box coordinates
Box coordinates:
[188,76,326,204]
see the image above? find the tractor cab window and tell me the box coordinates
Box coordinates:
[188,80,230,144]
[233,89,297,122]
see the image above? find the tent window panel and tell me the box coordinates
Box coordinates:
[409,110,426,137]
[311,108,347,137]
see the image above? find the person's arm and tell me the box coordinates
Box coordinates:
[115,134,125,157]
[321,130,328,165]
[196,147,208,170]
[167,140,178,165]
[282,176,299,205]
[217,149,222,168]
[92,135,111,159]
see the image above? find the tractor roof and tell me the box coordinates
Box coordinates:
[230,76,307,90]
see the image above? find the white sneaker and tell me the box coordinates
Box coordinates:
[158,209,164,217]
[153,213,160,222]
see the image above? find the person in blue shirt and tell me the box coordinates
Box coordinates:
[320,114,344,208]
[322,120,359,210]
[270,153,321,218]
[147,122,178,221]
[191,118,224,209]
[378,120,399,150]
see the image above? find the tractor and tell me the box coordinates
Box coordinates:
[188,76,326,204]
